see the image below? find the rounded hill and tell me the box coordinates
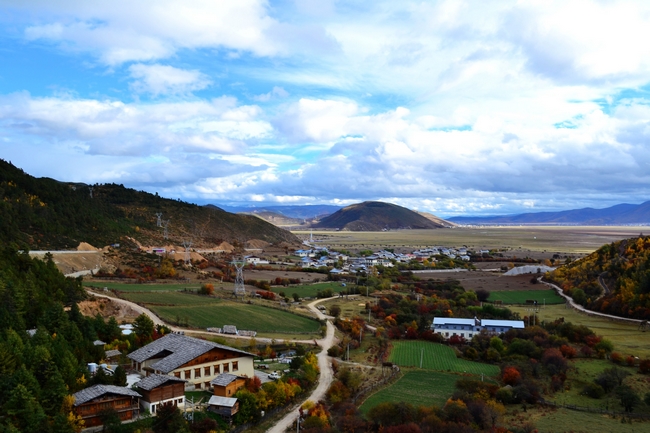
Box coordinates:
[312,201,447,231]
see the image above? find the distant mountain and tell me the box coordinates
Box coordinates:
[212,204,341,219]
[448,201,650,225]
[0,160,299,249]
[245,211,306,228]
[417,211,456,227]
[312,201,448,231]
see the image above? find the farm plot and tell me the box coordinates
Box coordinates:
[85,281,202,292]
[389,341,499,376]
[118,291,222,306]
[269,281,348,298]
[150,302,321,335]
[359,370,458,413]
[488,289,564,305]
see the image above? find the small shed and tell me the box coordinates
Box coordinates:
[210,373,246,397]
[207,396,239,418]
[105,349,122,361]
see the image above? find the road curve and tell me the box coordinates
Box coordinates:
[265,298,337,433]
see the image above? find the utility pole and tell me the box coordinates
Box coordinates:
[162,219,170,240]
[156,212,163,227]
[88,187,93,199]
[182,240,192,266]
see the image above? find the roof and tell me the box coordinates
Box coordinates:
[72,384,141,406]
[105,349,122,358]
[135,374,186,391]
[210,373,243,387]
[432,318,475,326]
[93,340,106,346]
[208,396,238,408]
[481,319,525,329]
[127,333,253,374]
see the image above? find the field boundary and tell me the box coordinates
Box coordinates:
[353,366,401,405]
[539,399,650,420]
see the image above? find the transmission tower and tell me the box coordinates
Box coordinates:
[88,187,93,199]
[162,219,171,240]
[182,240,192,266]
[156,213,163,227]
[232,259,246,298]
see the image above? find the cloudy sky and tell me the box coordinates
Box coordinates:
[1,0,650,217]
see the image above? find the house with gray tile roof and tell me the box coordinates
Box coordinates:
[135,374,187,414]
[72,385,141,428]
[127,333,254,391]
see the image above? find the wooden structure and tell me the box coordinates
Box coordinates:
[72,384,141,428]
[135,374,186,415]
[127,333,255,390]
[207,396,239,418]
[210,373,246,397]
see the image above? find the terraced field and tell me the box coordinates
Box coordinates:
[359,370,458,413]
[389,341,499,376]
[488,289,564,305]
[84,281,203,292]
[269,281,348,298]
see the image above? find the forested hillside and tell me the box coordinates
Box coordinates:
[549,235,650,320]
[0,246,97,432]
[0,160,298,249]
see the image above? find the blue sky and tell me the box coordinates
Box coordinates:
[1,0,650,217]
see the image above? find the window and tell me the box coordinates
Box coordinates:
[184,370,191,379]
[174,371,181,378]
[204,366,210,376]
[195,368,201,378]
[232,361,238,372]
[151,404,156,414]
[177,398,184,405]
[223,363,230,373]
[214,365,220,375]
[194,383,201,390]
[204,381,210,389]
[445,332,449,337]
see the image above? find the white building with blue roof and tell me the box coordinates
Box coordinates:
[432,317,525,339]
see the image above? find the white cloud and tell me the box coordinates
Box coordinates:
[128,64,211,96]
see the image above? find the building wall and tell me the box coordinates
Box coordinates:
[74,396,139,428]
[213,377,246,397]
[139,382,186,414]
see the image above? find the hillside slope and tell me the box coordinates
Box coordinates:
[312,201,446,231]
[449,201,650,225]
[0,160,299,249]
[548,235,650,320]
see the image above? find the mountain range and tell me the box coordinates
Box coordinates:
[448,201,650,225]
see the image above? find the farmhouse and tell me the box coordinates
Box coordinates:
[72,384,141,428]
[431,317,525,339]
[127,334,255,390]
[135,374,186,414]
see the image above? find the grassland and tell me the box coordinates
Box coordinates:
[84,281,204,292]
[359,370,459,413]
[269,281,348,298]
[389,341,499,376]
[119,291,222,305]
[488,289,565,305]
[296,226,648,254]
[509,304,650,359]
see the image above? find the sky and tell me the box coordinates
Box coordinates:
[1,0,650,217]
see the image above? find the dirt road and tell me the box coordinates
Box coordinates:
[265,298,337,433]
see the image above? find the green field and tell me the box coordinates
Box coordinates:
[389,341,499,376]
[269,281,348,298]
[149,301,321,334]
[488,289,565,305]
[85,281,203,292]
[359,370,458,413]
[119,291,222,306]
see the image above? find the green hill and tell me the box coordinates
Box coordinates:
[0,159,299,249]
[548,235,650,320]
[313,201,446,231]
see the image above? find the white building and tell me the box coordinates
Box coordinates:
[431,317,525,340]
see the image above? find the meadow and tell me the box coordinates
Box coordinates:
[389,340,500,376]
[359,370,459,413]
[488,289,565,305]
[268,281,348,298]
[296,226,647,254]
[119,291,222,305]
[509,304,650,359]
[84,281,204,292]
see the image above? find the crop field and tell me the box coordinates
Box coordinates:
[488,289,565,305]
[84,281,203,292]
[509,304,650,359]
[119,291,222,306]
[359,370,458,413]
[149,302,321,335]
[269,281,348,298]
[389,341,499,376]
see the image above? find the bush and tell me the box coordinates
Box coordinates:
[582,383,605,399]
[639,359,650,374]
[610,352,624,365]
